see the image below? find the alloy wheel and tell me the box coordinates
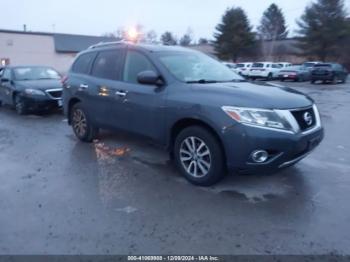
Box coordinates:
[72,109,88,137]
[179,136,211,178]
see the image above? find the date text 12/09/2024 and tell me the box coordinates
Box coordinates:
[127,256,220,261]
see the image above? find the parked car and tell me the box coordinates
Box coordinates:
[311,63,348,84]
[222,62,236,70]
[278,62,292,68]
[234,62,253,77]
[278,65,311,82]
[0,66,63,114]
[249,62,282,80]
[303,61,322,70]
[63,42,324,186]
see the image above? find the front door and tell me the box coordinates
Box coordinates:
[118,49,167,140]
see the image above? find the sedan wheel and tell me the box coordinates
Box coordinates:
[333,76,339,84]
[15,96,27,115]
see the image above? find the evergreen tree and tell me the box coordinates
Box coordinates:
[258,4,288,40]
[198,38,209,45]
[161,31,177,45]
[297,0,349,61]
[180,34,192,46]
[213,7,256,61]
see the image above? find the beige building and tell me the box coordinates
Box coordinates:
[0,29,115,73]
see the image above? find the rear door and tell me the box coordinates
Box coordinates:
[68,52,99,123]
[89,48,127,129]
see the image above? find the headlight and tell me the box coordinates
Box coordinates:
[24,89,46,96]
[222,106,293,131]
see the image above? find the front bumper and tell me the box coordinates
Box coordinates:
[21,95,62,111]
[279,74,298,80]
[221,123,324,174]
[312,75,333,81]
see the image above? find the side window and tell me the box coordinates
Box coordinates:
[123,51,157,84]
[2,69,12,80]
[72,52,96,75]
[91,50,124,81]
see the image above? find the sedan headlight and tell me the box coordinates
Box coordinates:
[222,106,293,131]
[24,89,46,96]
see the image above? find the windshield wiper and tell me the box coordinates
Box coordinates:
[223,79,247,83]
[186,79,218,84]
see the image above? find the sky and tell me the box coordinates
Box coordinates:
[1,0,350,40]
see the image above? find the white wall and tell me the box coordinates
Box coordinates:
[0,32,76,73]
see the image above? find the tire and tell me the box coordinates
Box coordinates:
[267,73,273,81]
[0,100,2,107]
[14,95,27,115]
[173,126,226,186]
[332,76,338,84]
[70,103,99,142]
[311,79,316,84]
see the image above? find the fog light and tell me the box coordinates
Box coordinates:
[251,150,269,163]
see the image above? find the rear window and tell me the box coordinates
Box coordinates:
[252,63,264,68]
[91,50,124,81]
[314,64,332,68]
[72,52,96,74]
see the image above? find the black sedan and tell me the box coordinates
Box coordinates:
[311,63,348,84]
[0,66,63,114]
[278,65,311,82]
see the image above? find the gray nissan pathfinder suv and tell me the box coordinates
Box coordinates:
[63,42,324,186]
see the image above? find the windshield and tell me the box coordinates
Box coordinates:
[314,64,332,68]
[252,63,265,68]
[157,51,244,83]
[14,67,61,81]
[303,62,316,68]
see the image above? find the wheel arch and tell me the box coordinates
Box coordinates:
[169,118,227,162]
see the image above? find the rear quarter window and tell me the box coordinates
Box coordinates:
[72,52,96,75]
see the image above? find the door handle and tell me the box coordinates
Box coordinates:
[79,84,89,89]
[115,91,127,97]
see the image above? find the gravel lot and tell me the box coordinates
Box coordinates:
[0,79,350,255]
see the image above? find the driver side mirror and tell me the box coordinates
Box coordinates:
[137,71,164,86]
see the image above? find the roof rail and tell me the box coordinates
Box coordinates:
[88,40,132,49]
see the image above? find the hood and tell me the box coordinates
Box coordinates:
[14,79,63,91]
[189,81,313,109]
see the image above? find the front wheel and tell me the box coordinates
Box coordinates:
[267,73,273,81]
[70,103,99,142]
[332,76,339,84]
[14,95,27,115]
[174,126,226,186]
